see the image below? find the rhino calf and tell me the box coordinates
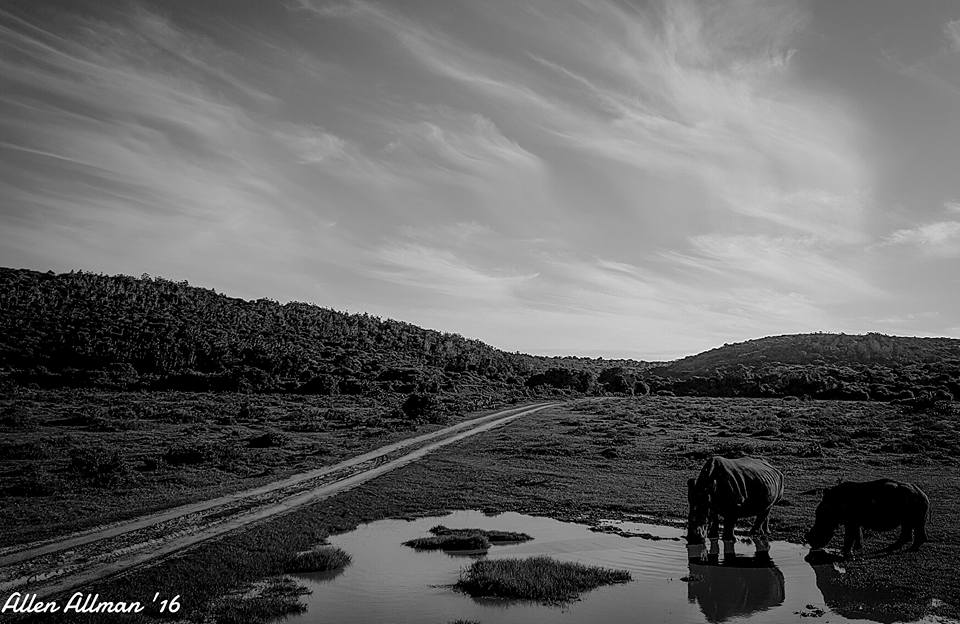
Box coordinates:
[805,479,929,557]
[687,456,784,543]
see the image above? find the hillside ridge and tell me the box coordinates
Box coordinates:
[1,267,957,401]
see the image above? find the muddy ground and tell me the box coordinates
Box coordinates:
[10,396,960,623]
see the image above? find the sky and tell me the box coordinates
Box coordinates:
[2,0,960,360]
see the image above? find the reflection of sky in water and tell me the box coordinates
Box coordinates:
[281,511,914,624]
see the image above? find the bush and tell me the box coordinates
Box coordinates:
[0,440,51,460]
[69,448,131,486]
[4,466,61,496]
[163,442,212,465]
[296,374,339,395]
[248,431,287,448]
[598,367,635,394]
[0,406,39,430]
[526,368,593,392]
[399,393,447,424]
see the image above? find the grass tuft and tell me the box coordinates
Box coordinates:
[404,533,490,551]
[285,546,352,573]
[429,525,533,544]
[211,576,310,624]
[455,555,631,602]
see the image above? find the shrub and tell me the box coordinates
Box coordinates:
[156,408,203,424]
[4,466,61,496]
[710,441,755,458]
[0,406,39,430]
[0,440,51,460]
[296,374,339,395]
[248,431,287,448]
[69,448,131,486]
[526,368,593,392]
[399,393,447,424]
[598,367,635,394]
[163,442,212,465]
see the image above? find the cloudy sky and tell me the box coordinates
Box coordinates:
[2,0,960,359]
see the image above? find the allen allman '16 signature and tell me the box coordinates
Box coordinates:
[2,591,181,614]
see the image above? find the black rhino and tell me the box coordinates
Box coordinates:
[687,456,784,543]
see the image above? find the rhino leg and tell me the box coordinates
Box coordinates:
[909,498,929,551]
[722,514,737,541]
[886,525,912,552]
[910,521,927,551]
[750,510,771,536]
[707,512,720,539]
[842,524,862,557]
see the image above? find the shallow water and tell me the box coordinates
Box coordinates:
[283,510,923,624]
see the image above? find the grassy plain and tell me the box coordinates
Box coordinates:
[0,388,500,545]
[9,396,960,623]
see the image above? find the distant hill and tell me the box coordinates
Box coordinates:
[644,333,960,403]
[660,333,960,377]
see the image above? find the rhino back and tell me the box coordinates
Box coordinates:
[699,456,784,514]
[826,479,928,527]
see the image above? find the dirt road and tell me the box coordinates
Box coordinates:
[0,402,556,598]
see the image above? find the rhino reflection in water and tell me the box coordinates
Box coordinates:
[686,539,786,623]
[807,559,911,624]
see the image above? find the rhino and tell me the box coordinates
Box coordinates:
[687,456,784,543]
[805,478,929,556]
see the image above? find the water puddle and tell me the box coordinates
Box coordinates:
[282,510,940,624]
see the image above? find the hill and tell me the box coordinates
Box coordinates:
[1,268,956,402]
[0,268,643,395]
[646,333,960,402]
[660,333,960,376]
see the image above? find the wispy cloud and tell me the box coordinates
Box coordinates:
[305,0,865,245]
[372,242,538,302]
[946,19,960,52]
[884,221,960,257]
[3,0,958,357]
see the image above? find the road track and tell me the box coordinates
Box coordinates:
[0,402,557,598]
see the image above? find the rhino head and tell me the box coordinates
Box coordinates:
[686,477,711,544]
[805,487,841,549]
